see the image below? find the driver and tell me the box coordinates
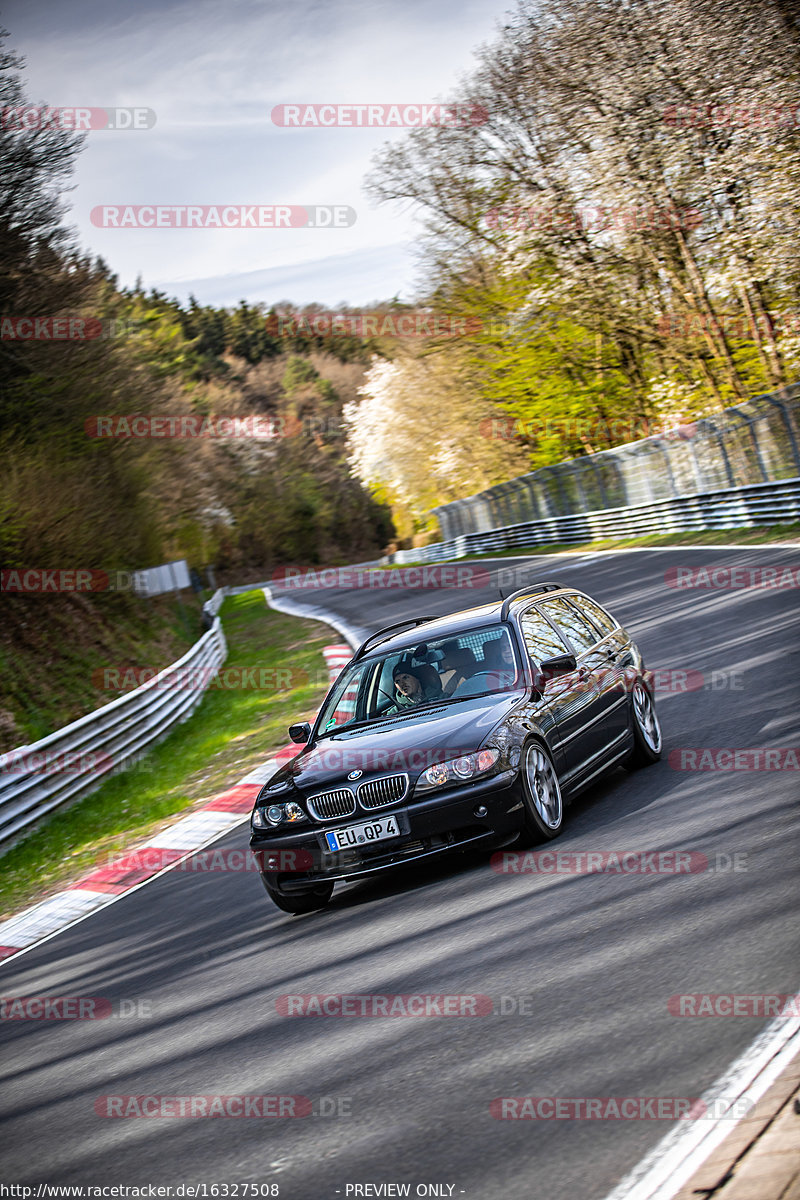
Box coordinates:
[388,659,443,713]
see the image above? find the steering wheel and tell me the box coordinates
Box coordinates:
[452,671,497,697]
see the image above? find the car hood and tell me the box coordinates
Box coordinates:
[263,691,524,795]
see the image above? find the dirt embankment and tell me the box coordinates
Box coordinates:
[0,590,204,752]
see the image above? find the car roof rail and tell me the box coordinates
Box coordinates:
[500,582,564,621]
[352,617,437,662]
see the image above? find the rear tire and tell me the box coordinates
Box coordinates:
[263,879,334,914]
[516,741,564,846]
[626,680,662,767]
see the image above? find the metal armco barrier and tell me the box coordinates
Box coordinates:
[433,384,800,541]
[0,613,228,848]
[203,587,228,619]
[387,477,800,564]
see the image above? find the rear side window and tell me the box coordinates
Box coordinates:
[538,597,599,654]
[520,608,570,663]
[570,594,618,637]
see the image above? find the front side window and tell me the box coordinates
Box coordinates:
[316,659,377,733]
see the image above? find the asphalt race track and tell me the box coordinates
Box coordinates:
[1,548,798,1200]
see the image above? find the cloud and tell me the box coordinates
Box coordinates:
[2,0,504,304]
[153,242,421,307]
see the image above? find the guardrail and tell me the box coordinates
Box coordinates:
[433,384,800,540]
[0,612,228,848]
[387,477,800,564]
[203,587,228,620]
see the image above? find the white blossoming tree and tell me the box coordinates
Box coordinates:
[344,353,528,540]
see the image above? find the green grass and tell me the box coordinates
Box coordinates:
[0,591,337,919]
[393,522,800,565]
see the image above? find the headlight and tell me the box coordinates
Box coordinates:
[252,800,308,828]
[416,748,501,792]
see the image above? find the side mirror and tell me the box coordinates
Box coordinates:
[535,653,577,687]
[288,721,311,744]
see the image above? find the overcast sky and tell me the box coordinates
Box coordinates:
[1,0,508,308]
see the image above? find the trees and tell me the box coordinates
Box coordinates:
[344,350,529,539]
[366,0,800,464]
[0,32,88,410]
[0,32,393,575]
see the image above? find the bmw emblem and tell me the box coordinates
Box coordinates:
[348,769,362,780]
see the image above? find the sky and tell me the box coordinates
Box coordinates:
[1,0,509,309]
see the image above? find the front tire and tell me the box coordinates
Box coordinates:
[626,679,662,767]
[262,879,334,914]
[517,741,564,845]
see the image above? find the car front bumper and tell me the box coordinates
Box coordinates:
[250,769,522,891]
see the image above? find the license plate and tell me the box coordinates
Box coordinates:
[324,816,400,852]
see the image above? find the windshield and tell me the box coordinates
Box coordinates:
[315,624,521,735]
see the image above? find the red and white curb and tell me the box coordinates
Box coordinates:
[322,643,353,676]
[0,643,352,966]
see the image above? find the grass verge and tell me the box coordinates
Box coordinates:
[386,522,800,566]
[0,590,337,920]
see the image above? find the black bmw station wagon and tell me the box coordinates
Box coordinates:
[250,583,662,913]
